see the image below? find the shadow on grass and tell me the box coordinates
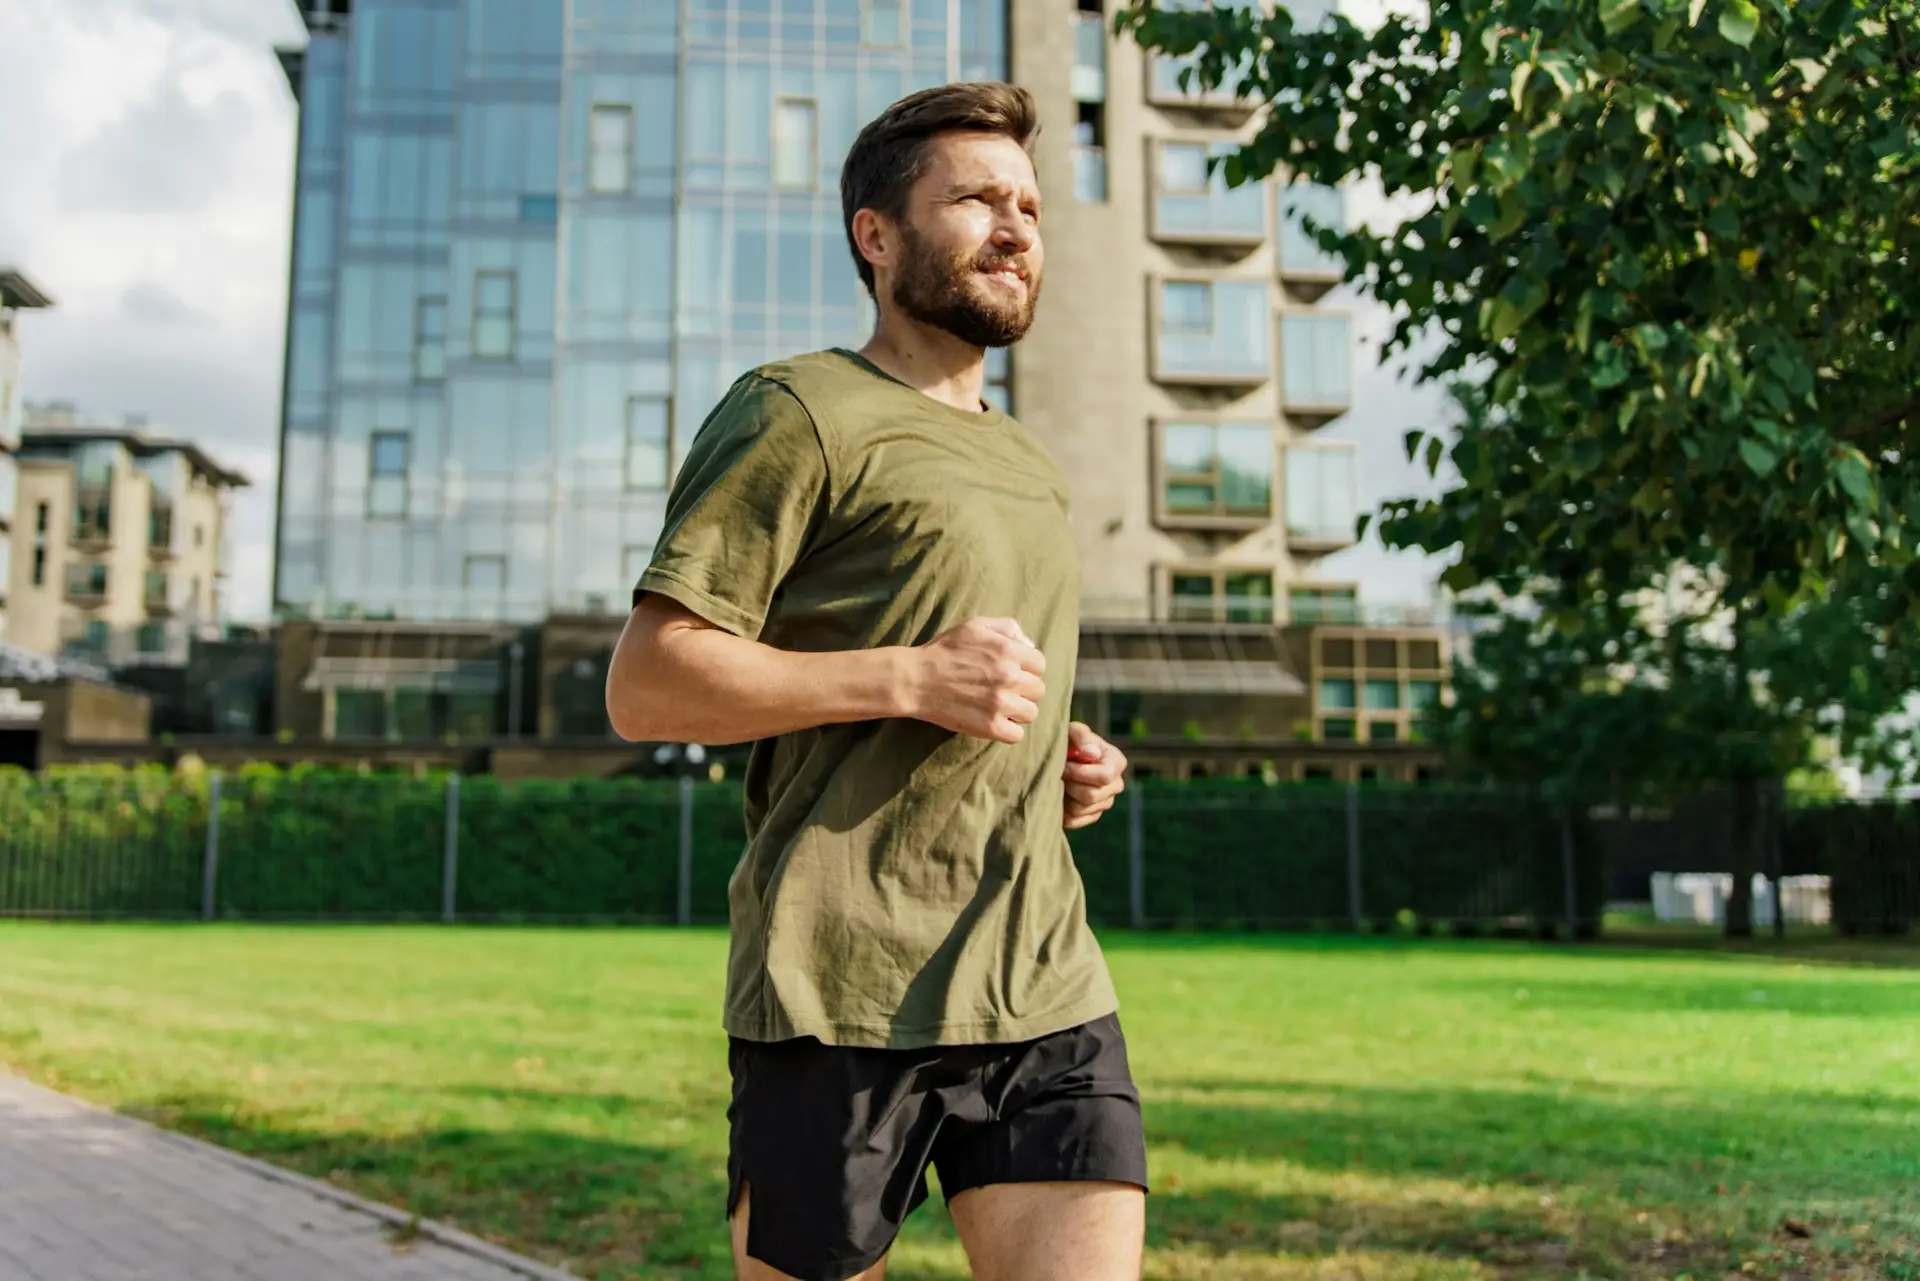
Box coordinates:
[116,1094,733,1281]
[1148,1078,1920,1223]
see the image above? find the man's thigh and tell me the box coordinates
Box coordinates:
[948,1180,1145,1281]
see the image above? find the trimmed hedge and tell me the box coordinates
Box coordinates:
[0,767,1617,932]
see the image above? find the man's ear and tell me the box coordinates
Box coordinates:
[850,207,894,285]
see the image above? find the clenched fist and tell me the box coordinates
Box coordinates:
[904,617,1047,744]
[1063,721,1126,829]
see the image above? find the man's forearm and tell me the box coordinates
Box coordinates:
[607,607,917,745]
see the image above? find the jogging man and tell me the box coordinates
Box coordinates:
[606,82,1146,1281]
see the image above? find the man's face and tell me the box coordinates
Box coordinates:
[888,131,1044,349]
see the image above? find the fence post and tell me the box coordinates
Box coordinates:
[1560,806,1579,941]
[442,773,461,924]
[678,775,695,926]
[1127,781,1145,929]
[1346,782,1364,931]
[201,771,222,922]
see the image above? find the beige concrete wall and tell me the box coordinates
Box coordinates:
[1010,9,1349,615]
[102,443,151,630]
[6,461,72,653]
[174,467,227,623]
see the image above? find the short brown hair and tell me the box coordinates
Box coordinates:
[839,82,1040,298]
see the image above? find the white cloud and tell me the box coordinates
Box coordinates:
[0,0,303,623]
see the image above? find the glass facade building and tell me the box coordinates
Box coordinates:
[274,0,1008,622]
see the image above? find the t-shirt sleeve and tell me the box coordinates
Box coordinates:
[631,374,829,638]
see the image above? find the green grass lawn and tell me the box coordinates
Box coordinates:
[0,925,1914,1280]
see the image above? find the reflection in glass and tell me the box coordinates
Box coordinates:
[1224,572,1273,624]
[1284,445,1357,542]
[473,270,516,359]
[1279,182,1345,276]
[589,103,633,194]
[773,98,818,190]
[625,396,671,490]
[1281,313,1351,408]
[414,297,447,382]
[1072,13,1106,101]
[1157,281,1269,380]
[1156,142,1266,241]
[863,0,904,45]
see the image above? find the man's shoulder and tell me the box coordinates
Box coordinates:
[750,348,869,405]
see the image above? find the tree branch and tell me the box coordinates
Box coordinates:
[1837,393,1920,443]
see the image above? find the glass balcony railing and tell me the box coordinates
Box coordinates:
[1278,182,1346,281]
[1155,280,1271,385]
[1072,13,1106,102]
[1280,313,1352,414]
[1153,143,1266,244]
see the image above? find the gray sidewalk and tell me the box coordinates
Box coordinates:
[0,1072,575,1280]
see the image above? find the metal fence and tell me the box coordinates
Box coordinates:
[0,770,1614,935]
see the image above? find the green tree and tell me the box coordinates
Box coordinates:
[1119,0,1920,931]
[1120,0,1920,604]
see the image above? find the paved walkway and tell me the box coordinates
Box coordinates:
[0,1073,574,1280]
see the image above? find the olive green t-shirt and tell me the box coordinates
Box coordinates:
[633,348,1117,1049]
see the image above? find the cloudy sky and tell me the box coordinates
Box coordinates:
[0,0,1447,624]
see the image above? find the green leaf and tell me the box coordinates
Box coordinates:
[1705,204,1739,239]
[1689,0,1709,25]
[1633,323,1669,352]
[1718,0,1758,46]
[1601,0,1642,36]
[1486,296,1527,343]
[1510,62,1532,113]
[1739,439,1779,476]
[1835,451,1875,510]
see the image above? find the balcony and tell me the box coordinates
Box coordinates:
[148,508,177,561]
[71,494,112,550]
[1151,141,1267,249]
[1279,312,1352,422]
[1283,444,1358,553]
[1154,419,1274,532]
[144,570,174,616]
[65,564,108,606]
[1278,182,1346,297]
[1145,49,1258,119]
[1152,279,1271,388]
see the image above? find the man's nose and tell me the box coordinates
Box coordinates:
[993,214,1037,254]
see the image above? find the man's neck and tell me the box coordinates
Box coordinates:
[856,310,989,415]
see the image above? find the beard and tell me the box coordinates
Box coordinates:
[890,221,1042,348]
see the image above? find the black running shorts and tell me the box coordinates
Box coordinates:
[725,1013,1149,1280]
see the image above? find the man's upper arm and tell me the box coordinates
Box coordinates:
[630,375,831,639]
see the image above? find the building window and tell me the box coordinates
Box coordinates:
[472,270,516,360]
[1368,720,1400,743]
[862,0,903,45]
[772,98,819,191]
[1155,279,1270,384]
[1320,678,1356,711]
[83,619,110,651]
[333,689,388,739]
[1280,313,1352,411]
[368,431,409,520]
[31,501,48,586]
[519,194,558,223]
[1279,182,1346,279]
[983,346,1012,413]
[1153,141,1267,243]
[588,103,633,194]
[143,569,167,606]
[136,624,166,654]
[414,296,447,382]
[1157,420,1273,524]
[1283,445,1358,547]
[1322,717,1356,742]
[1364,678,1401,711]
[1072,115,1107,203]
[624,396,671,490]
[1073,12,1107,102]
[67,563,109,598]
[1288,585,1359,624]
[1409,679,1442,710]
[1166,567,1274,623]
[463,554,506,617]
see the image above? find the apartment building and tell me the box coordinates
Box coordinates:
[0,267,56,644]
[4,405,248,662]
